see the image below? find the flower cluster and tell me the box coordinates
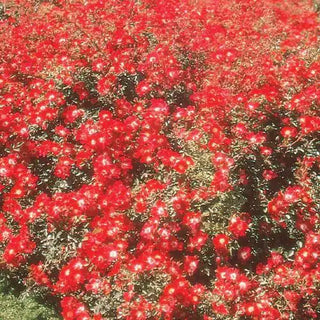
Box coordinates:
[0,0,319,319]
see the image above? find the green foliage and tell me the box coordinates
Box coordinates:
[0,274,61,320]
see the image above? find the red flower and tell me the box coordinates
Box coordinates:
[281,126,298,138]
[97,75,116,95]
[30,262,52,287]
[184,256,199,275]
[228,216,250,238]
[213,234,229,251]
[61,297,91,320]
[238,247,252,264]
[54,258,88,293]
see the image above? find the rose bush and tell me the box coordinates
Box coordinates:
[0,0,319,319]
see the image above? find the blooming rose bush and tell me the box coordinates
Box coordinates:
[0,0,319,319]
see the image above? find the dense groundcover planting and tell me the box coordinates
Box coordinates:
[0,0,319,319]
